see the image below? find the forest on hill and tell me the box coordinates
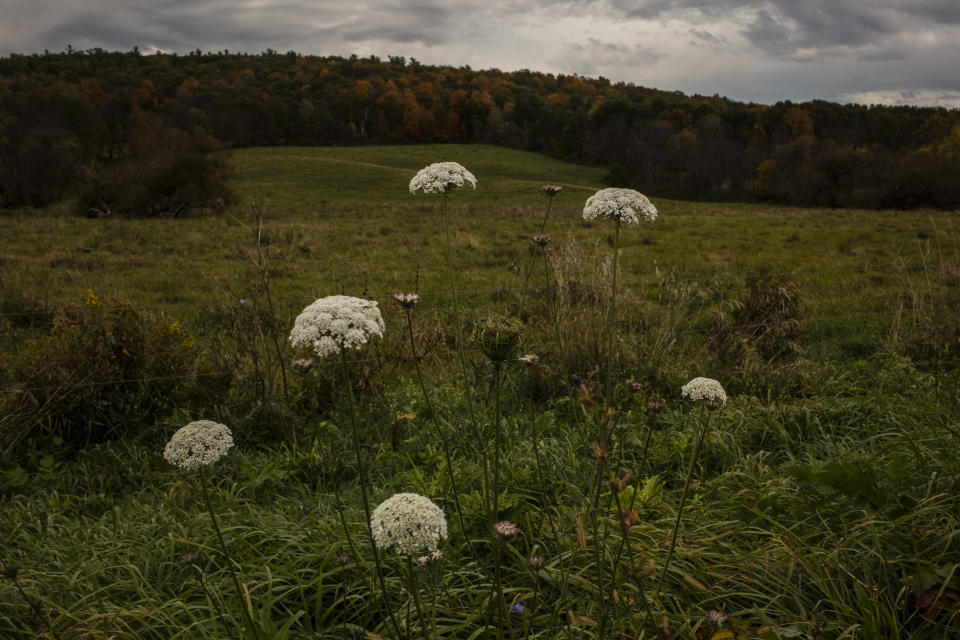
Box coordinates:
[2,48,960,213]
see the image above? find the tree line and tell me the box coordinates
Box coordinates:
[2,48,959,214]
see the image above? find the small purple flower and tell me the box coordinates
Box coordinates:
[511,603,525,614]
[239,299,246,305]
[571,374,584,388]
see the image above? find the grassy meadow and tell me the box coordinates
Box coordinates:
[1,144,959,639]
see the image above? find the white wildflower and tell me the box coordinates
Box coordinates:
[409,162,477,195]
[164,420,234,471]
[680,377,727,408]
[289,295,384,358]
[370,493,448,555]
[582,188,657,225]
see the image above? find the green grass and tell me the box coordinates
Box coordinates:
[2,144,960,639]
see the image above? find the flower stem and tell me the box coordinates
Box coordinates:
[406,556,431,640]
[199,466,261,640]
[339,347,403,640]
[605,220,621,405]
[518,193,555,314]
[491,362,506,640]
[653,406,712,602]
[403,308,477,563]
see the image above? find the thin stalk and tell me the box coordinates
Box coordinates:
[491,362,506,640]
[403,307,477,563]
[199,466,261,640]
[518,193,556,313]
[406,556,430,640]
[605,220,621,405]
[653,406,713,603]
[339,347,404,640]
[440,193,488,512]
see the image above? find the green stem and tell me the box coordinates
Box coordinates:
[605,220,621,405]
[339,348,404,640]
[199,467,260,640]
[440,193,488,515]
[518,194,555,314]
[406,556,431,640]
[404,308,477,563]
[492,363,505,640]
[653,406,712,602]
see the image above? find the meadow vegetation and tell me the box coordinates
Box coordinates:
[1,144,959,639]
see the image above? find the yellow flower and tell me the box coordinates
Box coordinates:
[85,290,101,308]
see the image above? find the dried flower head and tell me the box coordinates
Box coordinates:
[583,188,657,225]
[335,554,351,566]
[473,314,524,363]
[680,377,727,409]
[409,162,477,194]
[540,184,564,196]
[164,420,234,471]
[518,353,540,366]
[528,556,545,570]
[531,233,552,247]
[493,521,520,538]
[178,553,196,566]
[392,292,421,310]
[292,357,314,370]
[289,295,384,358]
[707,610,728,627]
[647,399,665,413]
[370,493,448,555]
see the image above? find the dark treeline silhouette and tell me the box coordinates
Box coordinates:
[2,48,960,212]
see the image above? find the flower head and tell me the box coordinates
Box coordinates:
[531,233,552,247]
[540,184,563,196]
[473,314,524,363]
[289,295,384,358]
[528,556,545,570]
[164,420,234,471]
[518,353,540,366]
[392,292,421,310]
[409,162,477,195]
[493,520,520,538]
[680,377,727,409]
[511,603,525,614]
[370,493,448,555]
[583,188,657,225]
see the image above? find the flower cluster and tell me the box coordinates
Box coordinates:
[493,520,520,538]
[392,292,421,310]
[409,162,477,194]
[370,493,448,555]
[680,377,727,409]
[164,420,234,471]
[473,314,524,363]
[540,184,564,196]
[517,353,540,366]
[582,188,658,225]
[292,357,314,370]
[415,550,444,566]
[289,295,384,358]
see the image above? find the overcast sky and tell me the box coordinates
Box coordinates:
[4,0,960,107]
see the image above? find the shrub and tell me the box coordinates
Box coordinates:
[2,292,202,449]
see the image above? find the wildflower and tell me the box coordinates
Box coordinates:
[647,399,665,413]
[529,556,545,570]
[571,374,595,404]
[473,314,524,363]
[239,298,246,305]
[583,187,657,225]
[707,610,728,627]
[392,292,421,310]
[625,379,643,392]
[511,603,525,614]
[431,550,443,561]
[370,493,448,555]
[292,357,314,370]
[289,295,384,358]
[680,377,727,409]
[409,162,477,194]
[163,420,234,471]
[493,521,520,539]
[335,554,351,566]
[517,353,540,366]
[416,555,430,566]
[85,289,101,308]
[540,184,563,196]
[531,233,552,247]
[178,553,196,566]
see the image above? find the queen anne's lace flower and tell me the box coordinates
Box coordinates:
[582,188,657,225]
[409,162,477,194]
[289,295,384,358]
[164,420,234,471]
[680,377,727,408]
[370,493,448,555]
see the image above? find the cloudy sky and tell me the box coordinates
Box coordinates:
[4,0,960,107]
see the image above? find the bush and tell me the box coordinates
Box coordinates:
[75,115,232,218]
[1,292,203,449]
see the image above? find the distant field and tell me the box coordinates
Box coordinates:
[0,144,955,327]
